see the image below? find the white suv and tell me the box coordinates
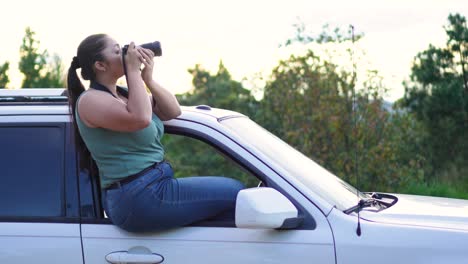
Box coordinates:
[0,89,467,264]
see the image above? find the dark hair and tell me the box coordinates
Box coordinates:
[67,34,108,175]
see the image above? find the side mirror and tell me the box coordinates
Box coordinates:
[235,187,302,229]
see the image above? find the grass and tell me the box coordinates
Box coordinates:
[401,182,468,200]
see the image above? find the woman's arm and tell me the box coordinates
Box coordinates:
[147,80,181,121]
[139,48,181,121]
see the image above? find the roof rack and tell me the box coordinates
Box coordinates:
[0,89,68,105]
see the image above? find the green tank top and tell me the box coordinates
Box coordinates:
[75,91,165,189]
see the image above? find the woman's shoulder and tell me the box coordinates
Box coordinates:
[78,89,113,104]
[77,89,117,128]
[76,90,99,128]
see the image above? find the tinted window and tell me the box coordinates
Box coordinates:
[0,125,64,217]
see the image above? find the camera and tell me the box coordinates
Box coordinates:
[122,41,162,57]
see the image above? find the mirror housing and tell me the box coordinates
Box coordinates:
[235,187,302,229]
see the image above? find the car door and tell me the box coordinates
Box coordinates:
[0,118,83,264]
[80,118,335,264]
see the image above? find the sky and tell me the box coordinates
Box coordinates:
[1,0,467,102]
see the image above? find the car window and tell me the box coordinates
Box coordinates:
[162,134,259,188]
[0,125,64,218]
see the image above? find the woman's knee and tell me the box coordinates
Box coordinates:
[227,177,245,191]
[218,177,245,198]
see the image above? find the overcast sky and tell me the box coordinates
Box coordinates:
[1,0,467,101]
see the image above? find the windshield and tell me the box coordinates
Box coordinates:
[221,117,366,210]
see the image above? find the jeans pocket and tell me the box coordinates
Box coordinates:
[106,190,133,226]
[105,189,124,211]
[119,210,135,230]
[143,167,166,190]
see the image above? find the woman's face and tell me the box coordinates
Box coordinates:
[99,37,124,78]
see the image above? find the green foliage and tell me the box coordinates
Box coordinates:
[402,13,468,178]
[44,54,66,88]
[162,135,258,188]
[178,62,259,118]
[0,61,9,88]
[283,21,364,47]
[19,27,65,88]
[403,181,468,200]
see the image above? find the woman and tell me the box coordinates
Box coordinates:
[67,34,244,232]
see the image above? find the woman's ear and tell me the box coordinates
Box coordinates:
[94,61,107,72]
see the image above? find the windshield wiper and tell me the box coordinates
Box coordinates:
[343,193,398,214]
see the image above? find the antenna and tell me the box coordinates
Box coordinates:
[350,24,362,237]
[462,19,467,93]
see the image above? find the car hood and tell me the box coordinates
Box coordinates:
[360,194,468,231]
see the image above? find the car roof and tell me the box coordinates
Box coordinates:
[0,88,245,120]
[0,88,65,97]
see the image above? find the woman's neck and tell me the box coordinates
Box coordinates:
[94,75,118,96]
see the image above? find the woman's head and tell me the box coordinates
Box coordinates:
[72,34,124,82]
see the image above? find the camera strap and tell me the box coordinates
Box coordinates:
[122,50,130,94]
[90,81,128,99]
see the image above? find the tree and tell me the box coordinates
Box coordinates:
[0,61,9,88]
[19,27,65,88]
[44,54,66,88]
[402,13,468,179]
[178,61,259,117]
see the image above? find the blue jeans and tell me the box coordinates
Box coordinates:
[102,161,245,232]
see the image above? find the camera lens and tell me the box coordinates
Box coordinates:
[140,41,162,57]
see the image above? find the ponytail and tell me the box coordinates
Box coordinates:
[67,58,96,175]
[67,56,85,114]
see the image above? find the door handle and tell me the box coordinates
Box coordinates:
[106,251,164,264]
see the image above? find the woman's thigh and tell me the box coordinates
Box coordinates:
[162,176,245,202]
[129,175,244,232]
[105,161,245,232]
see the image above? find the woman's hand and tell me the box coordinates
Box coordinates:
[124,42,143,73]
[139,47,155,84]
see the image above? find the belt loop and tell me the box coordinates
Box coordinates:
[154,160,162,168]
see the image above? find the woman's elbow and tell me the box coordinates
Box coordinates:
[141,117,152,127]
[141,115,153,126]
[131,116,152,130]
[173,107,182,118]
[168,107,182,120]
[158,109,181,121]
